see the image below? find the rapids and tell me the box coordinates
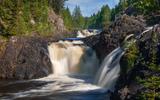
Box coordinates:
[1,30,151,100]
[0,39,128,100]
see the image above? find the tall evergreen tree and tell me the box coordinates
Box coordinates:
[0,0,66,36]
[49,0,67,14]
[86,5,111,29]
[111,0,160,21]
[61,7,73,30]
[72,6,85,29]
[100,5,111,28]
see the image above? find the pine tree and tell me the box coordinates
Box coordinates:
[49,0,66,14]
[72,6,85,29]
[100,5,111,28]
[61,7,73,30]
[86,5,111,29]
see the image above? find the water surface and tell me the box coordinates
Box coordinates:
[0,75,108,100]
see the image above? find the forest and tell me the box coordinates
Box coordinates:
[1,0,159,37]
[0,0,160,100]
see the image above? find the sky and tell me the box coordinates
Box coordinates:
[65,0,120,17]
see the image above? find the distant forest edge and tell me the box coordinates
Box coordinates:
[0,0,160,37]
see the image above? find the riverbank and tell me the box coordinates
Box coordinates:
[0,14,160,99]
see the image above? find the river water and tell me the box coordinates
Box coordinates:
[0,75,108,100]
[0,27,152,100]
[0,40,125,100]
[0,39,124,100]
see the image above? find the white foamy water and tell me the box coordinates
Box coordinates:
[0,75,108,100]
[0,40,107,100]
[94,47,125,92]
[36,75,102,92]
[0,28,153,100]
[48,41,99,76]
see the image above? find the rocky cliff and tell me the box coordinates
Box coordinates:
[0,36,52,79]
[82,15,146,61]
[111,25,160,100]
[83,15,160,99]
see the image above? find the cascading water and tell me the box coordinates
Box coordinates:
[48,34,135,94]
[93,27,154,93]
[48,41,99,76]
[0,29,152,99]
[94,47,125,91]
[94,34,136,92]
[0,40,105,100]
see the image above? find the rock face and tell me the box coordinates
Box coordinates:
[0,36,52,79]
[83,14,160,99]
[111,25,160,100]
[48,9,66,33]
[83,15,146,61]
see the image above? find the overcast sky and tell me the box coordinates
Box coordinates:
[65,0,119,17]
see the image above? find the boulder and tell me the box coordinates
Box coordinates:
[48,9,66,33]
[111,24,160,100]
[0,36,52,79]
[83,15,146,61]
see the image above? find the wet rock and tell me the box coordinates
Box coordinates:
[83,14,160,99]
[0,36,52,79]
[111,24,160,100]
[83,15,146,61]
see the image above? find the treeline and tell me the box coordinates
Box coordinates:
[0,0,66,37]
[61,6,85,30]
[85,5,111,29]
[62,0,160,30]
[111,0,160,24]
[1,0,159,36]
[61,5,111,30]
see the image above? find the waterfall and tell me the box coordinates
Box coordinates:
[48,32,150,93]
[48,41,99,76]
[94,47,125,92]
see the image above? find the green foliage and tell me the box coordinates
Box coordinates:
[61,7,73,30]
[0,0,54,37]
[61,5,86,30]
[147,32,160,72]
[29,0,53,36]
[134,32,160,99]
[111,0,160,21]
[121,42,139,73]
[130,0,160,15]
[49,0,66,14]
[86,5,111,29]
[0,0,18,35]
[0,36,8,57]
[137,76,160,100]
[72,6,85,29]
[62,4,111,30]
[56,3,111,30]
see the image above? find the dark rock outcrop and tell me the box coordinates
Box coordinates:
[0,36,52,79]
[83,15,146,61]
[111,25,160,100]
[48,9,67,33]
[83,14,160,99]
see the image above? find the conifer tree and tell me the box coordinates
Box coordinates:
[72,6,85,29]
